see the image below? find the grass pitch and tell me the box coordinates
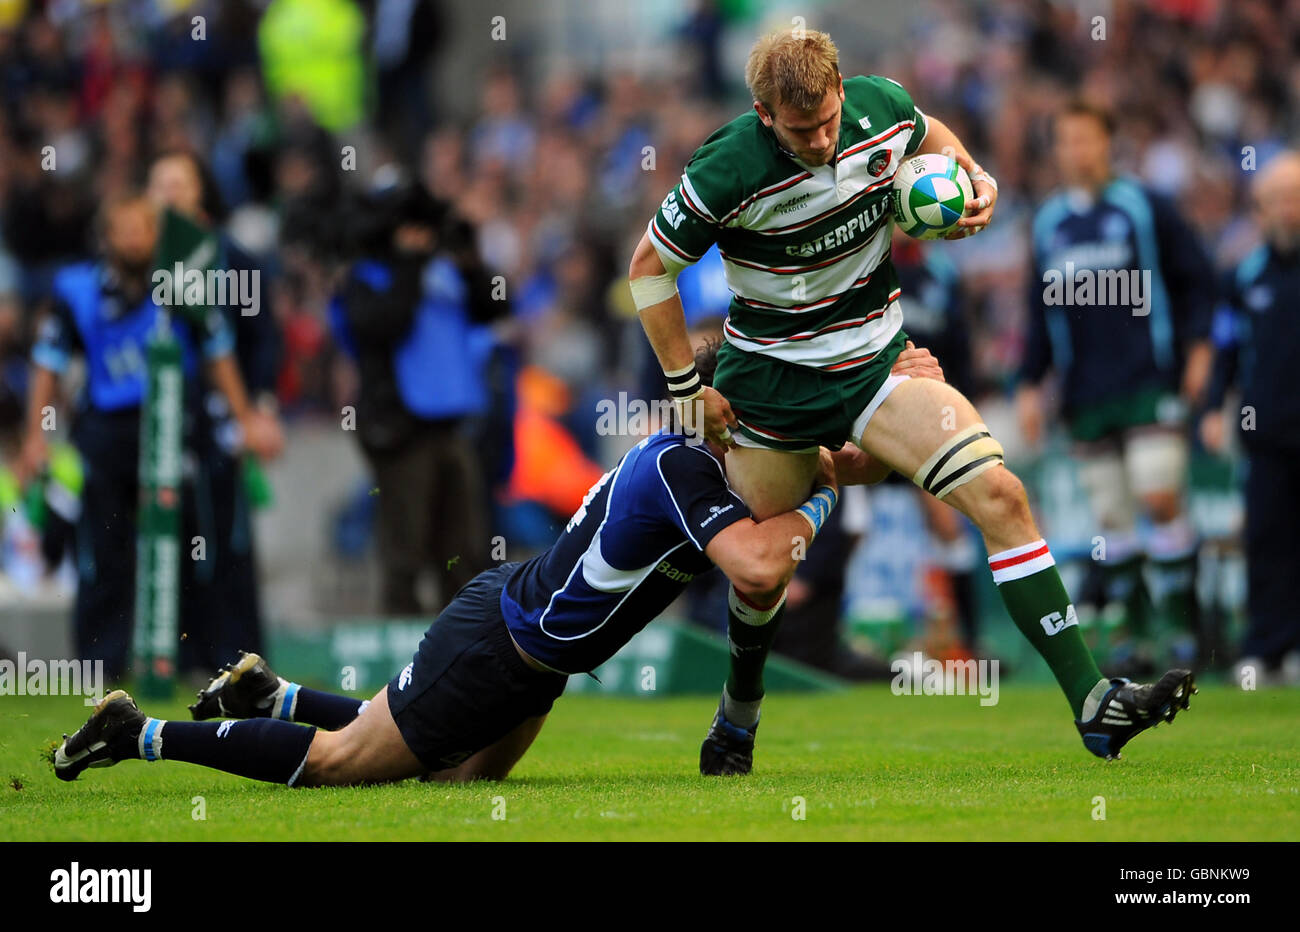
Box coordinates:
[2,684,1297,841]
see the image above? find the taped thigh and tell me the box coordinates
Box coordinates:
[911,423,1005,500]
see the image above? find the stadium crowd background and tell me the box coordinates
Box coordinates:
[0,0,1288,677]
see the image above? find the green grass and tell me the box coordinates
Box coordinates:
[2,685,1297,841]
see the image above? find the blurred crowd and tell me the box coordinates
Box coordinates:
[0,0,1295,679]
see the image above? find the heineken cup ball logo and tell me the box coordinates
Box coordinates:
[892,153,974,240]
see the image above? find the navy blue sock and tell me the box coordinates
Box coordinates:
[284,686,368,730]
[146,718,317,785]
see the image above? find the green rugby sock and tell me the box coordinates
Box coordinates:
[988,539,1105,718]
[723,586,787,723]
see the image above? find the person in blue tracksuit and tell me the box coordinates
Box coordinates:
[1017,100,1215,674]
[16,193,281,680]
[1200,152,1300,682]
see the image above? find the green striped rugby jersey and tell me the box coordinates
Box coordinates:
[649,75,929,371]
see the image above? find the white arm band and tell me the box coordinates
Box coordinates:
[630,227,691,310]
[629,269,681,310]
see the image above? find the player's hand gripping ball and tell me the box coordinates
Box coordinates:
[891,154,975,240]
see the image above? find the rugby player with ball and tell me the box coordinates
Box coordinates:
[628,28,1196,773]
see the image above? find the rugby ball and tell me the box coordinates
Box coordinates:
[891,154,974,240]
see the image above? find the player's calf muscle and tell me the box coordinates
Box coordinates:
[299,732,350,786]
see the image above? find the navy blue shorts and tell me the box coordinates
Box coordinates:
[386,563,568,772]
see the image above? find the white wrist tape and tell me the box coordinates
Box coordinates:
[969,163,998,192]
[664,361,703,400]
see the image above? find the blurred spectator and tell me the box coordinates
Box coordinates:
[1201,152,1300,685]
[258,0,367,133]
[500,365,605,550]
[372,0,441,162]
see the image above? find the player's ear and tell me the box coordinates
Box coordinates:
[837,74,845,100]
[753,100,772,127]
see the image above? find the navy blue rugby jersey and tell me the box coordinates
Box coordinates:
[501,430,751,674]
[1021,177,1212,413]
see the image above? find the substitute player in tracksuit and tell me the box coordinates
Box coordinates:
[1200,152,1300,683]
[1017,101,1215,676]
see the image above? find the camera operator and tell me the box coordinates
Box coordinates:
[331,182,509,614]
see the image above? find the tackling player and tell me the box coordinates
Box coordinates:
[51,342,938,787]
[630,29,1195,771]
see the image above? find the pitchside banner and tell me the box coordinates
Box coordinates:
[132,210,219,696]
[132,332,182,697]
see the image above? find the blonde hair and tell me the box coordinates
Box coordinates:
[745,29,840,113]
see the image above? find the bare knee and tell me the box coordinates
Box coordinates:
[299,731,356,787]
[952,466,1035,539]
